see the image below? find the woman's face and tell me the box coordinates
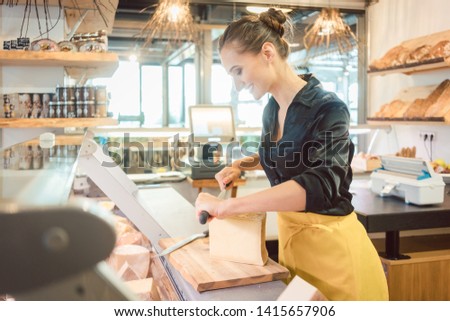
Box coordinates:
[220,42,273,100]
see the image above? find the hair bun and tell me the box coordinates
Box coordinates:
[259,8,287,37]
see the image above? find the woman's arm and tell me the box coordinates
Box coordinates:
[233,153,262,171]
[196,180,306,219]
[215,153,262,189]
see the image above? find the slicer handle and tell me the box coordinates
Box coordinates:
[198,182,231,224]
[199,210,210,225]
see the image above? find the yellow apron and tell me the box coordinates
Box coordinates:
[277,211,389,301]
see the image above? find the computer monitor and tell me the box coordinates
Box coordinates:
[188,105,236,143]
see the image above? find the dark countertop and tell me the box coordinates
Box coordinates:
[353,184,450,233]
[351,180,450,259]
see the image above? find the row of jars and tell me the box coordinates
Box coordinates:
[49,100,108,118]
[56,85,108,103]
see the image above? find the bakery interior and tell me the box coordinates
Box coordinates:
[0,0,450,301]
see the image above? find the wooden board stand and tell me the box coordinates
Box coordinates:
[381,249,450,300]
[159,237,290,292]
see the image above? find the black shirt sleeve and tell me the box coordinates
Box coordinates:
[291,102,354,215]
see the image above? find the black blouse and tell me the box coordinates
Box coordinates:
[258,74,354,216]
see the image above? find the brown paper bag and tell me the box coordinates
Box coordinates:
[209,212,268,266]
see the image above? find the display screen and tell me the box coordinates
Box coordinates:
[189,105,235,143]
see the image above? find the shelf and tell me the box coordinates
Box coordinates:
[350,124,392,131]
[368,56,450,76]
[367,119,449,126]
[0,118,118,128]
[27,134,84,146]
[0,50,119,79]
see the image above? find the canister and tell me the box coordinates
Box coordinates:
[96,101,108,117]
[65,101,76,118]
[85,100,96,117]
[83,86,96,101]
[76,102,84,118]
[95,86,108,101]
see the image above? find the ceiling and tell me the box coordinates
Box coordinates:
[109,0,368,64]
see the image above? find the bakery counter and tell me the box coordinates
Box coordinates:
[0,138,79,209]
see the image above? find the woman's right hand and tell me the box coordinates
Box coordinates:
[215,166,241,190]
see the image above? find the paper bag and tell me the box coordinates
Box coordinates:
[209,212,268,266]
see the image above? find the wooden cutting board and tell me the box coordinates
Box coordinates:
[158,237,290,292]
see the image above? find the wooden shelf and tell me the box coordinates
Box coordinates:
[26,134,84,146]
[368,56,450,76]
[0,118,118,128]
[367,120,449,126]
[0,50,119,79]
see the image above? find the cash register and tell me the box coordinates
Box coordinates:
[188,105,238,179]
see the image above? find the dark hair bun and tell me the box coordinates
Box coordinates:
[259,8,287,37]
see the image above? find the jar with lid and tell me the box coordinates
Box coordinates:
[65,101,76,118]
[85,100,96,117]
[96,101,108,117]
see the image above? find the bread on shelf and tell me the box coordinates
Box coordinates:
[371,79,450,120]
[374,100,411,118]
[369,45,409,70]
[405,44,432,64]
[428,40,450,60]
[403,98,431,118]
[424,80,450,117]
[368,30,450,71]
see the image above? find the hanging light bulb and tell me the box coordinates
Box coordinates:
[303,8,357,56]
[168,4,181,22]
[140,0,198,49]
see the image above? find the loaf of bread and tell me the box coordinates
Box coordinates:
[424,80,450,117]
[374,103,390,117]
[374,100,410,118]
[425,87,450,117]
[391,100,412,118]
[404,79,450,118]
[386,100,409,117]
[405,44,432,64]
[444,109,450,123]
[369,45,409,70]
[403,98,429,118]
[429,40,450,59]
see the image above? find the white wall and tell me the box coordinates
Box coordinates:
[0,5,65,94]
[367,0,450,162]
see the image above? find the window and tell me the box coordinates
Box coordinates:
[168,65,183,127]
[211,62,269,128]
[183,63,196,126]
[142,65,163,127]
[93,60,140,120]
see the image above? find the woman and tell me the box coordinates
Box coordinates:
[195,8,388,301]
